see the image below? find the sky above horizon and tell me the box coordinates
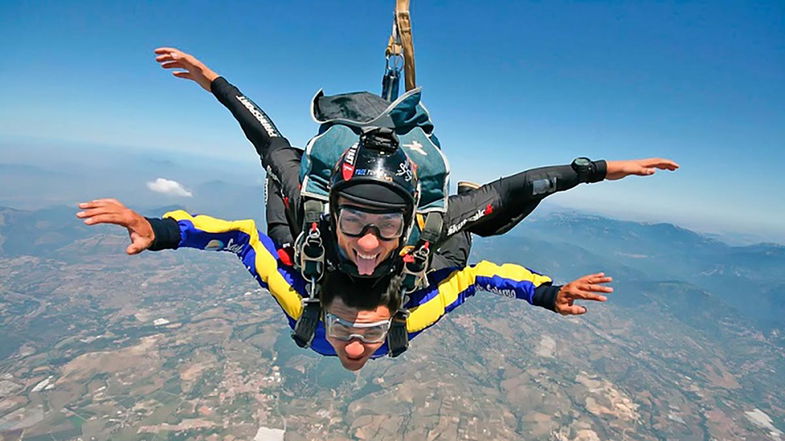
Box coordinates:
[1,1,783,242]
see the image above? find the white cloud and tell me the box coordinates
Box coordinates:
[146,178,193,197]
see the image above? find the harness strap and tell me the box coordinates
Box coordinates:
[292,296,321,348]
[385,12,403,58]
[388,212,443,357]
[291,199,327,348]
[387,308,410,357]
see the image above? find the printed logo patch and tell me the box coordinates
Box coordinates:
[446,204,492,236]
[404,140,428,156]
[484,284,517,298]
[224,238,244,254]
[205,239,224,251]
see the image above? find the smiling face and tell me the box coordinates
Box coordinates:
[334,197,402,276]
[324,297,392,371]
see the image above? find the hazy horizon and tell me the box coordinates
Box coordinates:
[2,135,783,246]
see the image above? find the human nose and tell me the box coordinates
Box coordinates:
[356,231,381,250]
[344,339,366,358]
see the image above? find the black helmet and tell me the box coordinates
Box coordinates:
[330,127,419,220]
[328,127,420,276]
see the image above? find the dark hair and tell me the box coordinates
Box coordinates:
[320,270,403,312]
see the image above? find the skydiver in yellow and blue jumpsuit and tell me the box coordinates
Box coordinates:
[77,200,613,369]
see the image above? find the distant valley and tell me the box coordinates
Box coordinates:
[1,204,783,440]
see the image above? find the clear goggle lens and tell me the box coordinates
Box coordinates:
[324,312,391,343]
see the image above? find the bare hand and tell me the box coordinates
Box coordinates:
[76,199,154,255]
[554,273,613,315]
[154,47,219,92]
[605,158,679,180]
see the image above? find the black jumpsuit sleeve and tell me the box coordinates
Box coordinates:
[532,284,561,311]
[442,161,607,240]
[210,76,304,244]
[210,76,290,157]
[146,217,181,251]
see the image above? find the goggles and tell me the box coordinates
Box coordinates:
[324,312,392,344]
[337,206,405,241]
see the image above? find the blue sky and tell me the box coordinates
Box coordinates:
[1,1,783,242]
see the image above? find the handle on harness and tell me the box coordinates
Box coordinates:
[381,55,402,101]
[292,275,321,348]
[388,255,419,357]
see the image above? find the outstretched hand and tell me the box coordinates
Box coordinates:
[154,47,219,92]
[76,199,154,255]
[605,158,679,180]
[554,272,613,315]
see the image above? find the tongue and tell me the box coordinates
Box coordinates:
[356,255,377,275]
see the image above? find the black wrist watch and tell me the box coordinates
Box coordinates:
[571,157,594,183]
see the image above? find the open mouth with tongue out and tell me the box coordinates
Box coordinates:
[354,251,380,275]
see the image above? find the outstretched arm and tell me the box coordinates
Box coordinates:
[154,47,219,91]
[154,47,304,235]
[444,157,679,239]
[153,47,290,161]
[451,262,612,316]
[77,199,306,321]
[605,158,679,180]
[406,261,613,335]
[76,199,155,255]
[553,272,613,315]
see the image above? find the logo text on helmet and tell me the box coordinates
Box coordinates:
[342,144,359,181]
[354,169,393,182]
[396,161,413,182]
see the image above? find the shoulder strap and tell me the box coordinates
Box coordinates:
[387,212,443,357]
[291,199,327,348]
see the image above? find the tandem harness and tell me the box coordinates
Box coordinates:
[291,0,437,356]
[290,199,444,357]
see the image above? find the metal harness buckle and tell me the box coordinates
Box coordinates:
[401,241,430,293]
[297,222,325,283]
